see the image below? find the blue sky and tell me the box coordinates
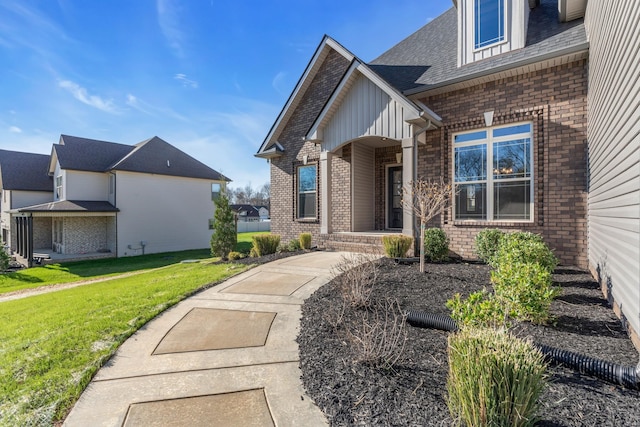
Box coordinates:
[0,0,451,190]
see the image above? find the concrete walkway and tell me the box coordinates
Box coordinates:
[63,251,350,427]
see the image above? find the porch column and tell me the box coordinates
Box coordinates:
[401,138,415,238]
[320,150,333,234]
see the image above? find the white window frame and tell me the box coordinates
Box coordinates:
[452,122,534,222]
[473,0,507,51]
[55,175,63,200]
[297,164,317,220]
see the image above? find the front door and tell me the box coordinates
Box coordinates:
[388,166,403,229]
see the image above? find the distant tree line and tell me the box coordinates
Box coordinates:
[227,182,270,207]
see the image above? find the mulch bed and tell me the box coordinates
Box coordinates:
[298,257,640,426]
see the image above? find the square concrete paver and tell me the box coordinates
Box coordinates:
[221,271,315,296]
[123,389,274,427]
[153,308,276,354]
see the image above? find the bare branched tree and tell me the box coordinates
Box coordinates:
[402,178,454,273]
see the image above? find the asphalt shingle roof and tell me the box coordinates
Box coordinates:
[17,200,119,213]
[55,135,135,172]
[112,136,229,181]
[369,0,587,93]
[0,149,52,192]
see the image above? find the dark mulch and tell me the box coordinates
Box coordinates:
[298,258,640,426]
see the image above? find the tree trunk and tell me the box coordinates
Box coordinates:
[420,221,426,273]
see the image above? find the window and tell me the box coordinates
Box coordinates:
[211,183,221,201]
[474,0,505,49]
[55,175,63,200]
[454,122,532,221]
[297,164,317,219]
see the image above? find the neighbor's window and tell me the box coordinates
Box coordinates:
[211,183,221,201]
[454,122,532,221]
[298,164,317,219]
[55,175,63,200]
[475,0,505,49]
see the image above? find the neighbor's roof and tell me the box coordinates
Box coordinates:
[53,135,229,182]
[369,0,587,93]
[112,136,229,181]
[230,204,268,217]
[0,149,52,192]
[17,200,119,213]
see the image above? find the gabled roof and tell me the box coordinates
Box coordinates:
[230,204,264,217]
[370,0,588,94]
[53,135,134,173]
[50,135,229,182]
[0,149,52,192]
[111,136,229,181]
[17,200,118,213]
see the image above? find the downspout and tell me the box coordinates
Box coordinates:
[111,172,118,258]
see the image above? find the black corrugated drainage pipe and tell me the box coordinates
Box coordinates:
[405,309,640,390]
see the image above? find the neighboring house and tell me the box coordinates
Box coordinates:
[257,1,640,349]
[230,204,270,222]
[8,135,228,263]
[0,150,53,250]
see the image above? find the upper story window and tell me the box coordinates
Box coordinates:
[474,0,505,49]
[297,164,317,219]
[453,122,533,221]
[55,175,63,200]
[211,183,221,201]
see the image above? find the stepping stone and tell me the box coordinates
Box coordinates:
[153,308,276,354]
[123,389,274,427]
[222,272,315,296]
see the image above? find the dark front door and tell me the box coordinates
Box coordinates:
[388,166,403,229]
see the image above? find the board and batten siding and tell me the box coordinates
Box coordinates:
[351,144,375,232]
[320,74,412,153]
[585,2,640,347]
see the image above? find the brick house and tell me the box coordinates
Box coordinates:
[257,1,640,348]
[3,135,228,265]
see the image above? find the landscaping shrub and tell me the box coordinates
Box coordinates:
[381,234,413,258]
[447,290,507,328]
[447,327,547,427]
[288,239,302,252]
[251,234,281,257]
[424,228,449,261]
[348,298,407,369]
[210,194,237,260]
[492,232,557,272]
[0,246,9,272]
[332,253,379,308]
[475,229,505,264]
[299,232,312,250]
[227,251,244,261]
[491,261,560,324]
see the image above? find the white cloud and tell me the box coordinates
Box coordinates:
[174,73,198,88]
[157,0,185,57]
[9,126,22,133]
[271,71,288,95]
[58,80,118,113]
[126,92,189,121]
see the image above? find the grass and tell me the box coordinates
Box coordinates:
[235,231,269,254]
[0,258,248,426]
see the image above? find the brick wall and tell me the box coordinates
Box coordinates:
[416,60,588,267]
[269,49,351,246]
[332,144,352,232]
[63,216,110,254]
[33,217,52,250]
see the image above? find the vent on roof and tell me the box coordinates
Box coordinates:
[167,160,170,167]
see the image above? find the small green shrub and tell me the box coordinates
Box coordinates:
[249,247,259,258]
[251,234,281,257]
[299,232,312,250]
[0,246,9,272]
[227,251,244,261]
[424,228,449,261]
[475,229,505,264]
[210,194,237,260]
[381,234,413,258]
[288,239,302,252]
[447,327,547,427]
[493,232,557,272]
[447,290,507,328]
[491,261,560,324]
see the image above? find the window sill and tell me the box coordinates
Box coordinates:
[450,219,534,227]
[296,218,319,224]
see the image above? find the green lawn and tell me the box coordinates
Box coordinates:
[1,232,267,296]
[0,258,249,426]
